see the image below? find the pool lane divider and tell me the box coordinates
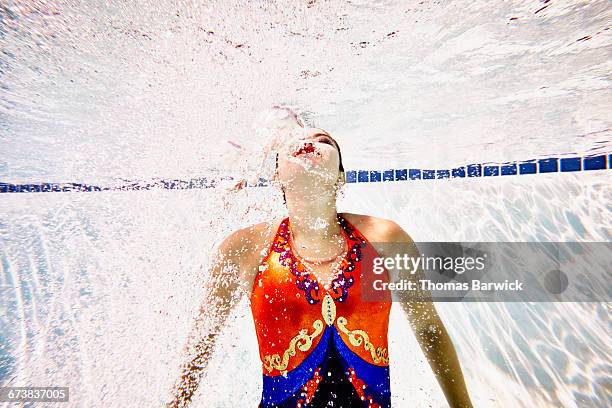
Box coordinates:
[345,154,610,183]
[1,154,610,194]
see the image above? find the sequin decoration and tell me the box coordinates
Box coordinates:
[347,367,383,408]
[262,320,325,375]
[271,215,365,305]
[296,367,323,406]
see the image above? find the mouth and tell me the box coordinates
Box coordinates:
[292,142,322,158]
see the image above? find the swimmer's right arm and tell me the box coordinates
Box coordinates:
[165,231,247,408]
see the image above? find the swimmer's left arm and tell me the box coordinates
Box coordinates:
[380,221,474,408]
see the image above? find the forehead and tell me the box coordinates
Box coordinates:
[326,134,342,157]
[329,137,341,153]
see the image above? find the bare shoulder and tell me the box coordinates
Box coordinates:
[214,217,285,278]
[203,217,285,299]
[340,212,415,244]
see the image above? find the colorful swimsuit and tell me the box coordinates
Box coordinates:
[250,215,392,408]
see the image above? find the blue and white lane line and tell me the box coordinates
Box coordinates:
[1,154,610,194]
[346,154,610,183]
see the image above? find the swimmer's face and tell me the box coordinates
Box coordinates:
[275,127,344,191]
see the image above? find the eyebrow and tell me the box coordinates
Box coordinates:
[310,133,339,149]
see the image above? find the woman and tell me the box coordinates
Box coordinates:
[166,107,473,408]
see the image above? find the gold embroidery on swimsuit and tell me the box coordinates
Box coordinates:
[321,293,336,326]
[336,316,389,364]
[263,320,324,374]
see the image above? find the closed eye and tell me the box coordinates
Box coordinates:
[313,134,335,146]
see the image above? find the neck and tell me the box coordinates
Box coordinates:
[284,188,342,251]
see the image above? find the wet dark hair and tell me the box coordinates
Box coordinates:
[275,136,345,204]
